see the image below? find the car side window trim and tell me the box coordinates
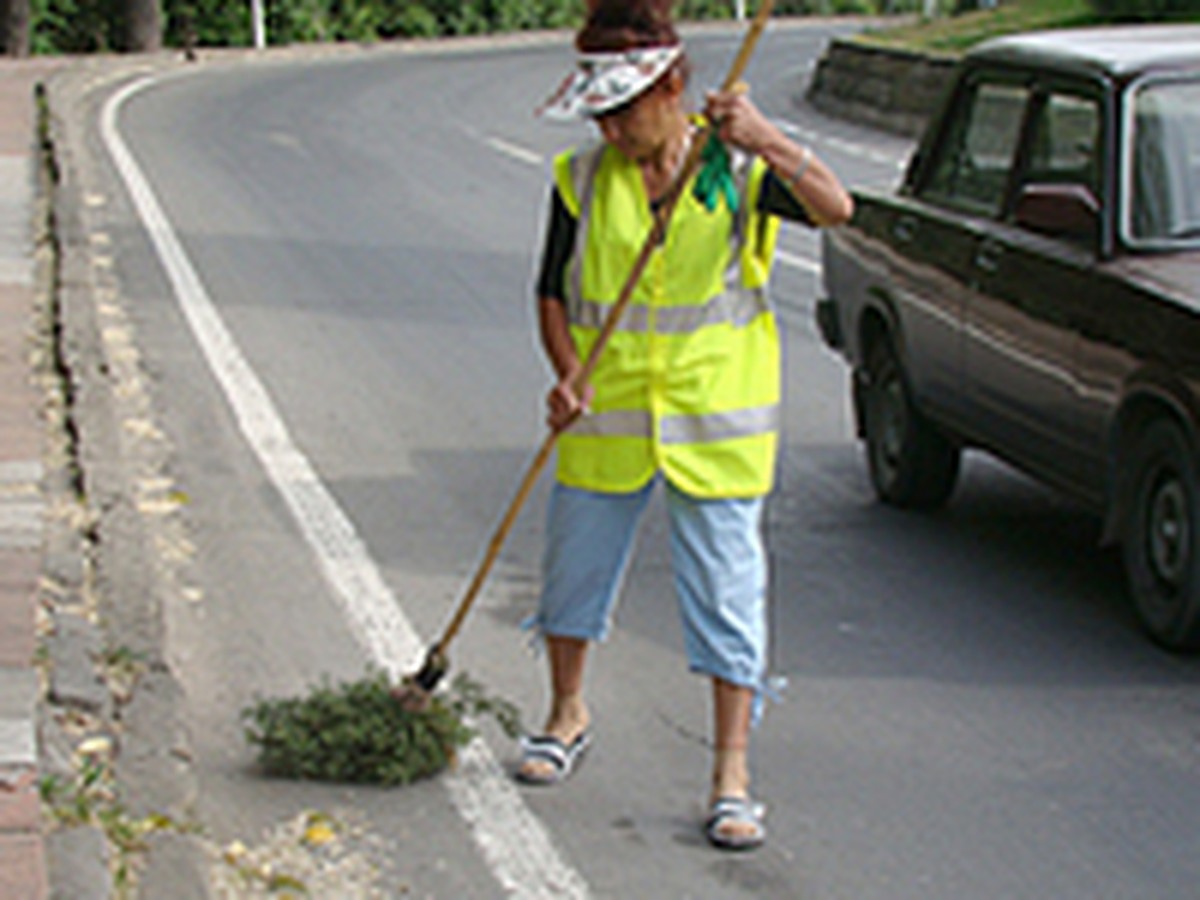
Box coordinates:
[914,68,1034,218]
[1122,72,1200,251]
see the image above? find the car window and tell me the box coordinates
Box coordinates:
[1008,91,1103,245]
[921,81,1030,216]
[1024,93,1101,195]
[1130,78,1200,245]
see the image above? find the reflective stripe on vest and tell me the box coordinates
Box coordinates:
[572,404,780,444]
[571,284,769,333]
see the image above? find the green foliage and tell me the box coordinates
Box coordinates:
[242,669,521,786]
[677,0,735,20]
[442,669,524,737]
[539,0,585,30]
[164,1,252,48]
[31,0,112,53]
[29,0,580,52]
[858,0,1099,52]
[27,0,1198,56]
[378,3,442,39]
[1089,0,1200,22]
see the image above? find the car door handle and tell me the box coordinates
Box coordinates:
[893,216,917,243]
[974,239,1003,273]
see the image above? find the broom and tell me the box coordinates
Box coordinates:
[395,0,777,712]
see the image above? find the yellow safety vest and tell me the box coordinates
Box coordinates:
[553,135,781,499]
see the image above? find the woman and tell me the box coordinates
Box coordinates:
[519,0,853,851]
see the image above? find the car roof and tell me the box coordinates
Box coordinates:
[970,24,1200,81]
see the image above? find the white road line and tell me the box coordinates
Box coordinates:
[102,75,589,900]
[776,118,906,169]
[486,136,543,166]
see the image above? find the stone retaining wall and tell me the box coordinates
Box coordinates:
[806,37,959,138]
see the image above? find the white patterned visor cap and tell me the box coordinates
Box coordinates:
[537,45,684,121]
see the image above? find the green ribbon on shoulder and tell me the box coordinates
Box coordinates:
[692,135,739,215]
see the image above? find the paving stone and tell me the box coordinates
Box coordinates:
[46,826,109,900]
[0,668,37,768]
[136,832,211,900]
[45,613,109,716]
[112,669,196,820]
[0,769,41,832]
[0,549,39,667]
[0,58,73,900]
[0,833,48,899]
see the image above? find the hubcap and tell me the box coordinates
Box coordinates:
[880,377,906,468]
[1148,475,1189,588]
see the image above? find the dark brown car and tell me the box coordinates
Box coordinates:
[817,24,1200,650]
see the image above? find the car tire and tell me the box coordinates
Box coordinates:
[862,337,960,509]
[1122,418,1200,652]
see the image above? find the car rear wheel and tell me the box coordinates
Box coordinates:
[862,337,960,509]
[1122,419,1200,651]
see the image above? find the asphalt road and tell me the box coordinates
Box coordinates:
[73,21,1200,899]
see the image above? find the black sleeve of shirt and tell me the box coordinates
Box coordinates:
[759,170,814,225]
[536,187,577,303]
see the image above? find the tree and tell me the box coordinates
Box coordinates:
[112,0,162,51]
[0,0,30,56]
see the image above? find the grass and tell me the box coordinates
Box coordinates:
[853,0,1161,55]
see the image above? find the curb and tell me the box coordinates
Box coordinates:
[36,54,214,897]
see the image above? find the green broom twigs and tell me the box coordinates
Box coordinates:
[242,669,521,785]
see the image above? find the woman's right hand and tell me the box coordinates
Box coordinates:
[546,376,593,432]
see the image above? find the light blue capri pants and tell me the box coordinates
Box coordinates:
[533,478,767,691]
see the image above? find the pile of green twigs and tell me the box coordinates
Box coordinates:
[242,669,521,786]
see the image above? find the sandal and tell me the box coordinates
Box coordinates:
[705,795,766,851]
[515,731,591,786]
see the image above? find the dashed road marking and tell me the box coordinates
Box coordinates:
[776,118,907,170]
[486,136,543,166]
